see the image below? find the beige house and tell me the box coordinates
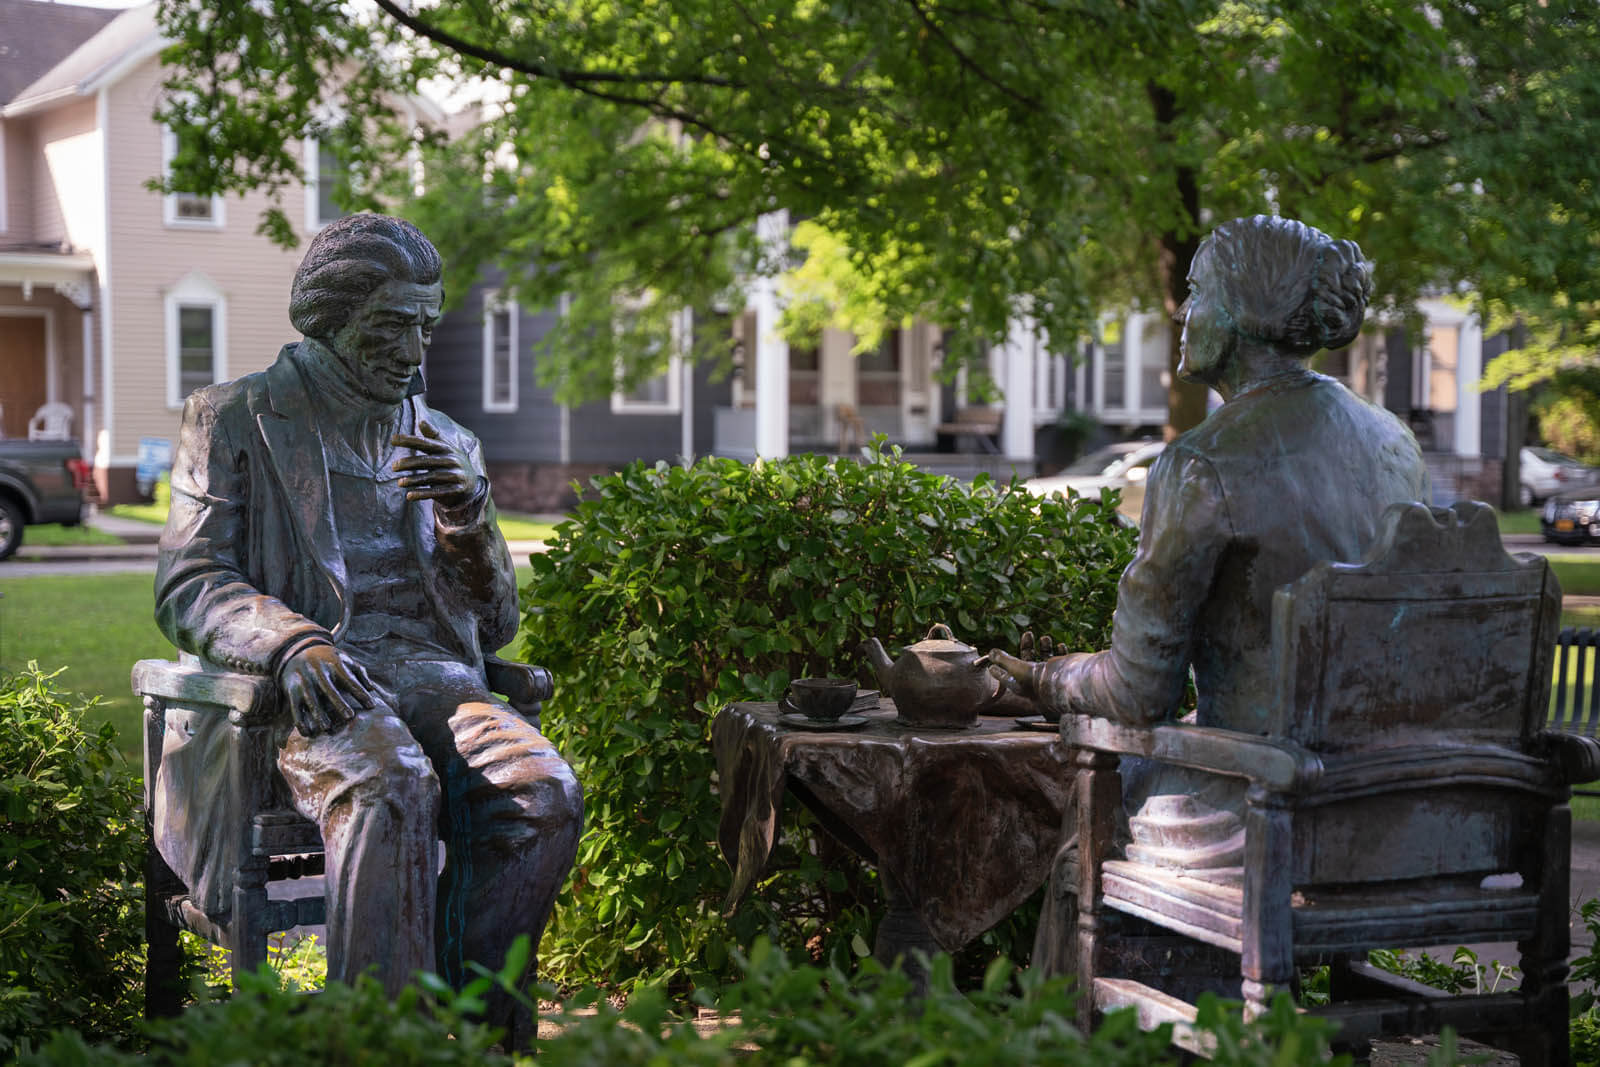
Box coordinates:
[0,0,344,502]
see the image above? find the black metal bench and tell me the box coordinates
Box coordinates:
[1551,627,1600,798]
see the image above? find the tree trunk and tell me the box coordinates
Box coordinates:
[1147,82,1210,439]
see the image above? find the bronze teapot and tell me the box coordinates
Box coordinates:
[860,623,1003,727]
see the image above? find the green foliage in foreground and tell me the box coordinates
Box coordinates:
[27,936,1373,1067]
[522,445,1135,991]
[0,667,144,1054]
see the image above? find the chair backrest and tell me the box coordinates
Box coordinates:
[28,402,73,441]
[1268,501,1559,754]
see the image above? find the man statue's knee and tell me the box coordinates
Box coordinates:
[513,761,583,841]
[347,742,440,826]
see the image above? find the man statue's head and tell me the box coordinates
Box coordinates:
[288,213,444,405]
[1179,215,1372,388]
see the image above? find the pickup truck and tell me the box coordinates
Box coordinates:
[0,439,91,560]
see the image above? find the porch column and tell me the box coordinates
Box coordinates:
[1001,315,1036,462]
[751,210,790,459]
[1455,312,1483,458]
[679,307,695,465]
[818,326,856,450]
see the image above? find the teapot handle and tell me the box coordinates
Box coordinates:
[925,622,954,641]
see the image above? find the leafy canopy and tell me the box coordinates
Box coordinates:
[156,1,1600,427]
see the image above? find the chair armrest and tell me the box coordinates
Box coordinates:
[484,655,554,722]
[131,658,275,726]
[1538,730,1600,786]
[1059,714,1323,793]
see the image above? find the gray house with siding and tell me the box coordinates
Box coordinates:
[424,273,731,512]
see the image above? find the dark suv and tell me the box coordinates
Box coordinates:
[1541,483,1600,545]
[0,440,91,560]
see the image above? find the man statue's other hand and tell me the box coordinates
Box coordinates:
[392,421,478,512]
[280,644,382,737]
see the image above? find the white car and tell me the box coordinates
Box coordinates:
[1023,440,1166,523]
[1521,446,1595,507]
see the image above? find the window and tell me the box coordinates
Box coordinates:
[303,137,349,231]
[165,273,227,407]
[611,305,686,414]
[162,127,224,229]
[177,307,214,398]
[482,291,518,412]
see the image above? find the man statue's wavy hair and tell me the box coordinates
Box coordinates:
[289,213,443,340]
[1196,215,1373,356]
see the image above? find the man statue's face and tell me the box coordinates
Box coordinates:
[329,278,445,405]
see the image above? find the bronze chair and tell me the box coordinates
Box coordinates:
[1057,501,1600,1064]
[133,652,552,1016]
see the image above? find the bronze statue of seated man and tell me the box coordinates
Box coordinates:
[152,213,581,1044]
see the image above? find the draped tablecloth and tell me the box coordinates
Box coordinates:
[713,700,1073,952]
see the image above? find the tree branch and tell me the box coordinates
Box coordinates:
[372,0,745,89]
[903,0,1043,111]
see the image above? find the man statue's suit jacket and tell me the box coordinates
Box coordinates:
[151,343,518,916]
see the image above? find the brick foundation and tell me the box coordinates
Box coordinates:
[95,465,144,506]
[485,462,618,513]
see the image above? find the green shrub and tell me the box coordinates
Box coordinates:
[0,666,145,1054]
[24,967,508,1067]
[521,445,1136,991]
[28,937,1360,1067]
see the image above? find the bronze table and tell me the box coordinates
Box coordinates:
[713,700,1073,970]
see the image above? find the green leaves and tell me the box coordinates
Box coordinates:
[0,667,144,1053]
[154,0,1600,430]
[521,442,1133,991]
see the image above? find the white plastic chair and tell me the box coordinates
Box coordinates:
[28,402,73,441]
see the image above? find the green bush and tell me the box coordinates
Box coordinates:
[0,666,145,1054]
[521,445,1136,991]
[24,967,507,1067]
[29,937,1361,1067]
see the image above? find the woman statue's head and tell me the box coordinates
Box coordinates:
[1179,215,1373,388]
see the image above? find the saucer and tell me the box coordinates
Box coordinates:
[779,713,870,731]
[1013,715,1059,732]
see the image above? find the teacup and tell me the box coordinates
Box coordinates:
[786,677,859,721]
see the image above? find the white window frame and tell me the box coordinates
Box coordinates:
[481,289,519,413]
[165,272,227,408]
[161,127,224,229]
[0,118,9,234]
[611,305,686,415]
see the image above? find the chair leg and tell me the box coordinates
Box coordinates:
[1240,786,1294,1021]
[231,853,271,989]
[143,694,185,1018]
[1508,801,1572,1067]
[1073,747,1121,1029]
[144,841,186,1018]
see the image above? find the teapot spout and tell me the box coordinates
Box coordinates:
[858,637,895,696]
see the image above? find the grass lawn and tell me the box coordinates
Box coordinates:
[0,566,535,761]
[1548,557,1600,598]
[19,523,123,549]
[1497,509,1543,537]
[496,514,563,542]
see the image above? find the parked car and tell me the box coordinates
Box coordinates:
[1521,446,1595,507]
[0,439,91,560]
[1541,483,1600,545]
[1022,440,1166,523]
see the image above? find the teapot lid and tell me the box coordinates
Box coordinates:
[905,622,975,654]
